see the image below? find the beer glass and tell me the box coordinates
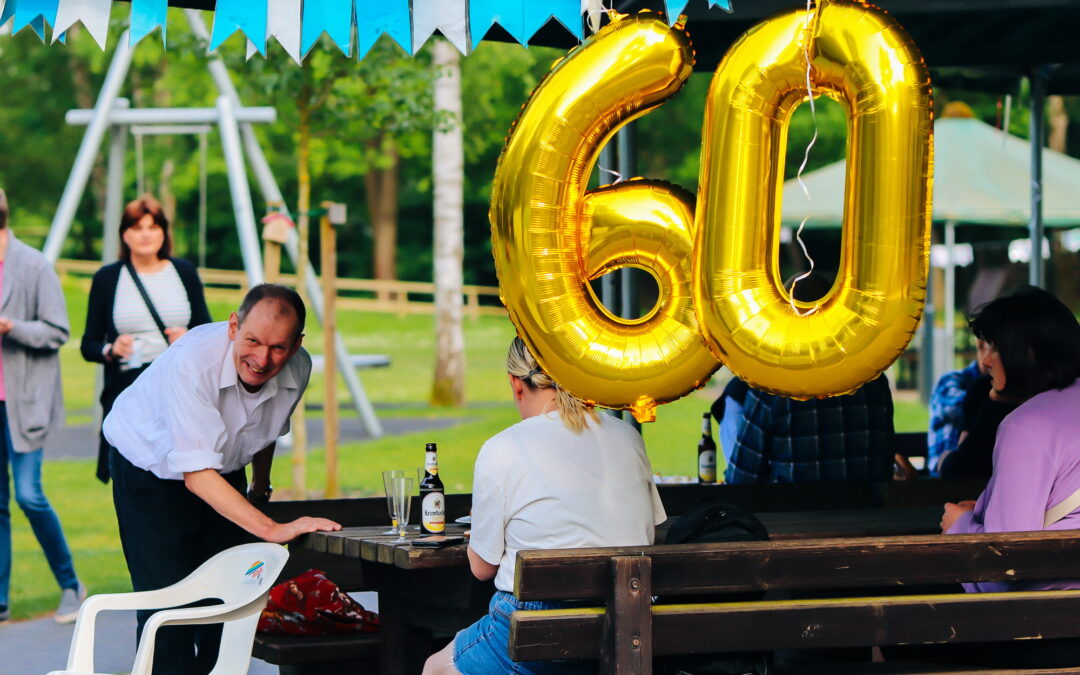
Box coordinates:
[382,470,405,535]
[389,477,414,544]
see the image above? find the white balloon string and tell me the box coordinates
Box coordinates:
[600,166,624,184]
[585,0,610,35]
[789,0,820,317]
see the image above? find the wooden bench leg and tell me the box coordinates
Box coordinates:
[601,555,653,675]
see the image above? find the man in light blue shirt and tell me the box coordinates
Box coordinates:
[105,283,340,675]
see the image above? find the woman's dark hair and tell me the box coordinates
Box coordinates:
[119,195,171,261]
[968,286,1080,400]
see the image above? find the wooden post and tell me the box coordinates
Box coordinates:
[601,556,653,675]
[322,202,345,499]
[293,204,310,499]
[261,205,291,283]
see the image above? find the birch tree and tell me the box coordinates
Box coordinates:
[430,38,466,407]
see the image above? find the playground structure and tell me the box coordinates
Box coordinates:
[43,10,383,438]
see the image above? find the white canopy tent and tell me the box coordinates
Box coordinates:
[780,116,1080,390]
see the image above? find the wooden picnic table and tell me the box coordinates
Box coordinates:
[297,504,944,674]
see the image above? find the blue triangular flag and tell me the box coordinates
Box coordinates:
[665,0,733,24]
[356,0,410,57]
[301,0,353,57]
[130,0,168,46]
[524,0,581,42]
[210,0,268,55]
[469,0,527,46]
[0,0,17,27]
[12,0,58,39]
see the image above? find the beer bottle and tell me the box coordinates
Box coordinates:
[698,413,717,484]
[420,442,446,534]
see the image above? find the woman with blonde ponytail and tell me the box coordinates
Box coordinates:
[424,337,666,675]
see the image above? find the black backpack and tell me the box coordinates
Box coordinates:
[656,501,771,675]
[664,501,770,545]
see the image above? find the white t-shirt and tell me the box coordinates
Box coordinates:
[113,263,191,370]
[469,410,666,592]
[103,322,310,480]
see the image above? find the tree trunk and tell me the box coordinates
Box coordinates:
[430,39,466,408]
[1048,95,1068,153]
[291,83,313,498]
[365,137,400,300]
[1047,96,1079,306]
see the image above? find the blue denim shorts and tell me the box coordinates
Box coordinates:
[453,591,595,675]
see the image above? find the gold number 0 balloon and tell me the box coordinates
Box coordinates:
[490,14,720,422]
[695,0,933,398]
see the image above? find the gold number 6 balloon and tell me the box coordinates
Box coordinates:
[490,13,720,422]
[490,0,933,420]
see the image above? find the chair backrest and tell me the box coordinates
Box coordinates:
[184,542,290,605]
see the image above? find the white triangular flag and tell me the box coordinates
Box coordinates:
[246,0,302,63]
[53,0,112,47]
[413,0,468,54]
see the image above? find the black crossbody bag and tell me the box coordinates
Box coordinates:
[123,260,172,346]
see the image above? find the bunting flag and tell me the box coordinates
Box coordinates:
[210,0,268,55]
[52,0,109,47]
[412,0,467,54]
[4,0,725,59]
[12,0,58,40]
[664,0,733,25]
[130,0,167,46]
[356,0,410,58]
[524,0,582,42]
[470,0,527,46]
[250,0,302,63]
[301,0,352,58]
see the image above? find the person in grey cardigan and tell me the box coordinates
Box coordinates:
[0,188,83,623]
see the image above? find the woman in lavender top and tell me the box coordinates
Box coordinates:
[942,286,1080,594]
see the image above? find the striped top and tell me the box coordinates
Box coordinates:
[113,262,191,371]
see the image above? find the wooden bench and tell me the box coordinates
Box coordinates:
[252,633,380,675]
[510,530,1080,674]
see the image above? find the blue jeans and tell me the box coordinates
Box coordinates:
[453,591,596,675]
[0,402,78,608]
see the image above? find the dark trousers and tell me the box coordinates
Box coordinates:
[96,366,147,483]
[110,449,254,675]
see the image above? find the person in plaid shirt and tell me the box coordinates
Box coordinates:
[724,374,895,483]
[927,338,993,476]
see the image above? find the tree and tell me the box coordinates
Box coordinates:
[430,39,465,407]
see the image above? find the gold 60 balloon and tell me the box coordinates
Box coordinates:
[490,0,933,422]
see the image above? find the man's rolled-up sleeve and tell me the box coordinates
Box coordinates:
[164,376,228,475]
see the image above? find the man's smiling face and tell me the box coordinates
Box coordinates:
[227,299,302,392]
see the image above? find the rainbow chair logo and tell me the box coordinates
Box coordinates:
[243,560,266,585]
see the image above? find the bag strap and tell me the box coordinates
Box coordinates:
[1044,487,1080,528]
[123,260,171,346]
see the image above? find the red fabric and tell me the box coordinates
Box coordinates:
[258,568,379,635]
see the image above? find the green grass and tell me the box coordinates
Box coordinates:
[7,275,930,620]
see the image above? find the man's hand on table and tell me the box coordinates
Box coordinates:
[940,500,976,533]
[264,516,342,544]
[185,468,340,543]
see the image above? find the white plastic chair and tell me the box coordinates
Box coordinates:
[47,542,289,675]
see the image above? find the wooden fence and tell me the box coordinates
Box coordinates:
[55,259,506,320]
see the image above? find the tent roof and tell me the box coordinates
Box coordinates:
[781,116,1080,228]
[611,0,1080,93]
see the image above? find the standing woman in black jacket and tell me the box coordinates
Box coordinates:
[81,196,211,482]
